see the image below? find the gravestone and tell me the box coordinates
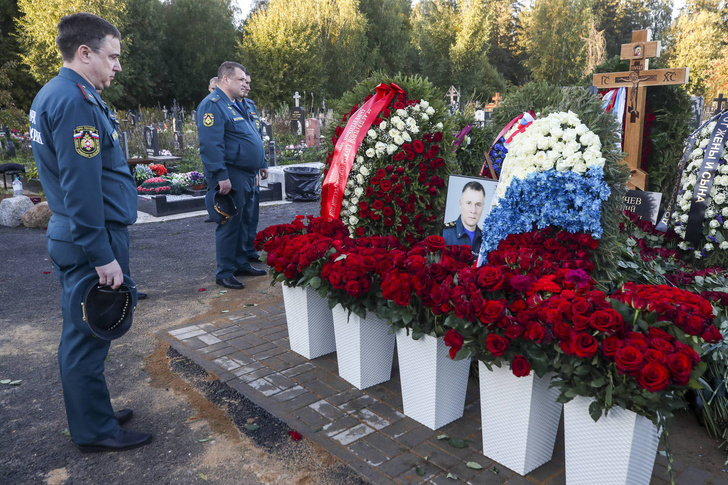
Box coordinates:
[290,91,305,137]
[474,110,486,126]
[120,131,130,160]
[624,189,662,224]
[0,124,16,158]
[290,108,305,137]
[262,121,273,142]
[690,96,704,131]
[144,125,160,156]
[174,131,183,151]
[715,93,727,114]
[191,110,197,123]
[268,140,277,166]
[305,118,320,147]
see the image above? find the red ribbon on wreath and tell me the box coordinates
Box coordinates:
[321,82,405,221]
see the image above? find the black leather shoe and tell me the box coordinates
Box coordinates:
[234,266,267,277]
[113,408,133,425]
[77,429,152,453]
[248,255,261,263]
[203,217,213,223]
[137,292,148,300]
[216,276,245,289]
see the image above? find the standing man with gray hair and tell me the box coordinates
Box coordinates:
[198,61,266,289]
[29,12,151,452]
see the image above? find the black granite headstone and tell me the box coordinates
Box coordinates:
[624,190,662,225]
[290,107,305,137]
[144,125,160,156]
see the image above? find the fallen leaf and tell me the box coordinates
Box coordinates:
[415,467,425,476]
[9,380,21,385]
[436,434,449,440]
[312,427,323,433]
[447,438,468,449]
[489,466,500,474]
[0,379,11,384]
[447,472,458,480]
[466,462,483,470]
[198,288,206,292]
[198,438,212,442]
[43,271,51,274]
[289,430,302,441]
[221,310,229,313]
[198,473,208,481]
[244,424,260,431]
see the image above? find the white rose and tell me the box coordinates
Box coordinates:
[344,188,351,196]
[549,126,564,139]
[368,129,377,140]
[575,124,589,136]
[436,122,443,130]
[573,162,588,174]
[420,100,430,108]
[710,219,721,228]
[356,174,364,184]
[375,141,387,151]
[350,205,357,214]
[391,116,402,124]
[402,132,412,142]
[397,109,407,117]
[705,243,715,251]
[721,241,728,250]
[356,155,364,164]
[680,214,689,223]
[349,215,359,226]
[354,187,364,197]
[691,148,704,159]
[393,135,404,145]
[679,241,690,250]
[536,136,550,151]
[420,113,429,121]
[360,166,370,176]
[380,120,387,130]
[386,143,397,155]
[425,107,435,115]
[389,128,400,138]
[694,250,704,259]
[700,137,709,148]
[365,148,376,158]
[714,193,726,205]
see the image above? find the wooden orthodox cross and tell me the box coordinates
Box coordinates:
[446,86,460,107]
[592,30,689,190]
[715,93,727,114]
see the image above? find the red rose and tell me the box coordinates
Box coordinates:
[505,323,523,339]
[394,101,405,109]
[665,352,691,385]
[345,280,363,297]
[412,140,425,153]
[600,335,622,357]
[380,180,393,192]
[444,329,464,359]
[426,145,440,158]
[614,346,644,375]
[590,309,623,333]
[358,201,369,210]
[571,297,592,315]
[424,235,446,252]
[393,183,404,194]
[644,349,666,363]
[485,334,509,356]
[572,315,591,331]
[477,266,504,291]
[394,151,405,161]
[511,355,531,377]
[573,332,598,358]
[391,288,411,306]
[637,362,670,392]
[372,200,385,210]
[479,300,506,324]
[702,325,723,343]
[523,322,545,343]
[649,337,674,353]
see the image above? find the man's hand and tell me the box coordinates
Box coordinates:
[96,260,124,289]
[218,178,232,194]
[260,168,269,180]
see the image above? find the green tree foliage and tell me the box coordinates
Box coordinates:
[0,0,40,112]
[410,0,505,100]
[16,0,126,85]
[114,0,168,107]
[162,0,239,107]
[358,0,414,76]
[487,0,524,84]
[663,2,726,96]
[0,61,27,130]
[241,0,368,107]
[518,0,595,85]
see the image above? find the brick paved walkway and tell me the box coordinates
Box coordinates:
[161,294,706,485]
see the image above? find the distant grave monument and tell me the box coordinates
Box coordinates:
[305,118,320,147]
[144,125,160,157]
[290,92,305,137]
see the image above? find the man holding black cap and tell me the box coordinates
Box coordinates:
[198,61,267,289]
[29,12,151,452]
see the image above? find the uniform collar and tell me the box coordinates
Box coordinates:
[59,67,107,110]
[215,87,246,116]
[456,215,480,237]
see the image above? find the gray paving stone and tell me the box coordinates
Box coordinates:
[174,328,206,340]
[237,366,275,383]
[260,356,289,371]
[329,388,366,407]
[270,385,307,402]
[226,336,255,350]
[300,378,339,399]
[278,352,308,367]
[169,325,200,336]
[366,401,406,424]
[198,323,219,332]
[362,432,408,459]
[340,394,377,413]
[544,471,566,485]
[381,416,421,439]
[185,338,209,350]
[395,461,439,484]
[247,377,282,396]
[348,440,391,467]
[293,406,331,429]
[281,362,315,377]
[322,415,361,438]
[231,362,264,376]
[352,408,390,430]
[310,399,347,421]
[396,425,436,449]
[227,352,254,366]
[211,325,243,337]
[412,441,461,471]
[213,356,242,371]
[205,346,237,359]
[526,457,564,483]
[198,341,231,355]
[376,452,421,480]
[280,390,319,411]
[332,423,375,446]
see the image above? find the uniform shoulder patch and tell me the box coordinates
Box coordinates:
[444,221,456,228]
[202,113,215,127]
[73,126,100,158]
[210,95,221,103]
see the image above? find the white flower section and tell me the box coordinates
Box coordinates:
[494,111,604,200]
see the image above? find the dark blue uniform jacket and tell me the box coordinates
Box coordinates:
[30,67,137,267]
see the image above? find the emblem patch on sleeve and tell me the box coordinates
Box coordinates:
[203,113,214,127]
[73,126,100,158]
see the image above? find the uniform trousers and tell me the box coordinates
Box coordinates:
[214,165,256,279]
[47,218,129,444]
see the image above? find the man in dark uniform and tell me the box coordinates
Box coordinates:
[198,61,267,289]
[239,70,268,262]
[29,13,151,452]
[443,181,486,257]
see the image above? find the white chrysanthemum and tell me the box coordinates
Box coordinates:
[680,214,689,223]
[679,241,690,250]
[710,219,721,228]
[695,250,704,258]
[721,241,728,250]
[705,243,715,251]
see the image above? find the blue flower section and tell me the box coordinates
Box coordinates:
[478,167,610,261]
[488,137,508,177]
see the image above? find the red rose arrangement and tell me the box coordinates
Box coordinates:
[137,176,172,194]
[149,163,167,176]
[325,76,453,244]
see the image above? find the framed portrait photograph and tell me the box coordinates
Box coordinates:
[442,174,499,255]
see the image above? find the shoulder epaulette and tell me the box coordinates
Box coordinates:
[444,221,456,228]
[76,83,100,105]
[210,94,221,103]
